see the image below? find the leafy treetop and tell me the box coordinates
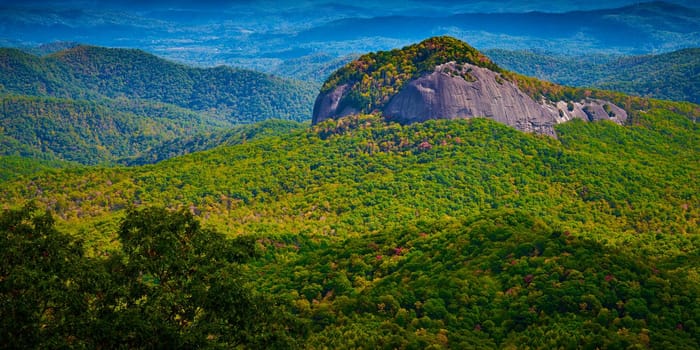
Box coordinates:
[320,36,502,113]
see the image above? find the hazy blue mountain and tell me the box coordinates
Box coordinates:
[293,2,700,54]
[1,1,698,74]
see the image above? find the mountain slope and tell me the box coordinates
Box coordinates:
[0,106,697,347]
[313,36,630,136]
[0,45,316,123]
[0,156,73,182]
[0,45,317,164]
[1,107,696,238]
[119,119,306,166]
[487,47,700,104]
[257,208,700,348]
[0,95,230,164]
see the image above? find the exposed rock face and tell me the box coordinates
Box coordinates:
[312,84,358,124]
[384,63,564,135]
[312,61,628,136]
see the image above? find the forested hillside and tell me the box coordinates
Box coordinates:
[0,156,72,182]
[0,46,316,164]
[1,100,698,347]
[0,46,316,121]
[0,95,229,164]
[119,119,306,166]
[487,48,700,104]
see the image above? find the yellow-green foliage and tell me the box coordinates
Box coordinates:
[1,106,698,348]
[321,36,500,113]
[1,109,697,243]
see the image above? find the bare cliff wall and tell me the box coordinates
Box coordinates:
[312,62,627,136]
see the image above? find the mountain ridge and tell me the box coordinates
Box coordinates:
[1,45,316,122]
[2,1,698,71]
[486,47,700,104]
[0,45,317,164]
[295,1,700,55]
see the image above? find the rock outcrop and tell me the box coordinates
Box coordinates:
[312,84,358,123]
[383,63,562,135]
[382,62,627,136]
[311,37,628,136]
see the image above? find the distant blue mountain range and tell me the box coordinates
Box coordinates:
[0,1,698,74]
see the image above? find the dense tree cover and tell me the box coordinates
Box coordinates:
[120,119,306,166]
[0,204,297,349]
[0,45,316,123]
[0,98,697,347]
[321,36,502,114]
[1,108,696,240]
[0,156,72,182]
[487,48,700,104]
[0,95,229,164]
[0,45,316,164]
[0,93,303,165]
[256,209,700,348]
[270,53,357,84]
[0,133,60,163]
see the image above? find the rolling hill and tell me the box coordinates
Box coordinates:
[0,45,316,164]
[487,47,700,104]
[0,45,316,122]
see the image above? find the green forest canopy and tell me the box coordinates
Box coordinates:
[0,46,316,164]
[1,101,698,347]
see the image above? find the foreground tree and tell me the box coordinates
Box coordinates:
[97,206,297,348]
[1,205,296,349]
[0,203,95,348]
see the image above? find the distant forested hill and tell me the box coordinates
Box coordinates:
[0,95,229,164]
[0,45,316,164]
[0,45,316,122]
[487,48,700,104]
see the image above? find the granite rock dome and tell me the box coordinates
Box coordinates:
[312,37,627,136]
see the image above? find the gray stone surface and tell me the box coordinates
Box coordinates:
[312,84,359,124]
[312,62,628,136]
[384,63,563,135]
